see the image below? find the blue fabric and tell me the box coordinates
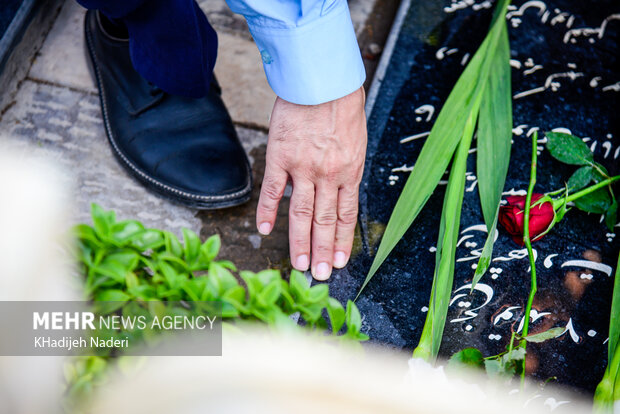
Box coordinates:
[0,0,23,40]
[78,0,217,98]
[77,0,365,104]
[225,0,365,104]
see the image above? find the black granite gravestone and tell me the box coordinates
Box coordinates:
[326,0,620,394]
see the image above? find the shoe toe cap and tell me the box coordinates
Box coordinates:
[152,143,251,197]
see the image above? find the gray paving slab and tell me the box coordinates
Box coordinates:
[0,78,284,266]
[28,0,95,93]
[213,33,275,129]
[0,79,202,234]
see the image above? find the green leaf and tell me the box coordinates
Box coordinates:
[605,198,618,231]
[414,100,479,361]
[306,284,329,304]
[240,271,264,302]
[476,17,512,228]
[91,203,115,239]
[502,346,526,362]
[111,220,145,245]
[201,234,221,263]
[182,228,201,264]
[298,303,323,324]
[105,251,140,270]
[132,229,165,251]
[471,217,497,289]
[608,254,620,368]
[592,162,610,181]
[345,300,362,334]
[208,262,239,291]
[484,359,503,378]
[158,261,180,288]
[326,298,346,333]
[256,269,281,287]
[574,187,612,214]
[471,19,511,289]
[523,327,564,343]
[125,271,139,290]
[357,0,511,299]
[95,289,130,303]
[95,258,130,283]
[567,166,594,191]
[164,231,183,257]
[181,228,201,266]
[258,281,281,306]
[545,132,593,165]
[553,185,570,224]
[448,348,484,369]
[73,224,102,247]
[289,270,310,300]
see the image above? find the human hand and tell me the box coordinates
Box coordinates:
[256,87,367,281]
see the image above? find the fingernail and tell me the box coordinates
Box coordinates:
[314,262,331,281]
[258,222,271,235]
[295,255,309,271]
[333,251,347,268]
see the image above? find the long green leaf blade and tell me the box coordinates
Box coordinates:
[609,253,620,364]
[471,17,512,288]
[356,0,511,299]
[594,253,620,412]
[413,107,478,361]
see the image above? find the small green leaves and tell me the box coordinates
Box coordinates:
[91,203,115,239]
[605,199,618,230]
[345,300,362,333]
[523,327,564,343]
[70,205,370,408]
[132,229,164,251]
[483,359,503,378]
[95,289,131,302]
[201,234,221,263]
[545,132,618,230]
[448,344,527,380]
[448,347,484,369]
[344,300,369,341]
[164,231,183,257]
[182,228,201,264]
[289,269,310,300]
[545,132,594,165]
[574,188,612,214]
[75,204,367,342]
[327,298,346,333]
[567,166,594,191]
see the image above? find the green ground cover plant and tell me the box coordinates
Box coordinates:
[66,203,368,409]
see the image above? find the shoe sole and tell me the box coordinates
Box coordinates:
[83,12,252,210]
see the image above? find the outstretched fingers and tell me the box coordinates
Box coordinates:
[256,163,288,236]
[288,178,315,272]
[333,185,359,269]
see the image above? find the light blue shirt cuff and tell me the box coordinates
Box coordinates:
[243,1,366,105]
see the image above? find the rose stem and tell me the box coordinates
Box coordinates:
[551,175,620,210]
[520,131,539,387]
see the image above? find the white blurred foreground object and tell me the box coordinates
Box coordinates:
[0,145,75,414]
[0,146,75,301]
[89,327,590,414]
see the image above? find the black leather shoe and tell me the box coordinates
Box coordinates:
[84,10,252,209]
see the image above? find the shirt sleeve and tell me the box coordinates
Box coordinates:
[224,0,366,105]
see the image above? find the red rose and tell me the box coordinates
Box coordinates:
[498,193,555,245]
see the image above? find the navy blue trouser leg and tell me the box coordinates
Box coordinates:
[77,0,217,98]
